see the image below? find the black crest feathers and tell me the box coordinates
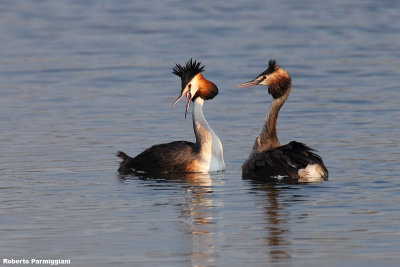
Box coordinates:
[260,59,279,76]
[172,58,205,90]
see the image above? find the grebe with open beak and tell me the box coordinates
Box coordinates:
[118,59,225,174]
[238,59,328,182]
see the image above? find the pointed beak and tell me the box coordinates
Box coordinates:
[172,87,192,119]
[237,78,262,88]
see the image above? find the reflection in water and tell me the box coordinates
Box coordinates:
[119,172,224,266]
[250,182,298,262]
[180,172,219,266]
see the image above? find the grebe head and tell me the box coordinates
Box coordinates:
[238,59,291,99]
[172,58,218,118]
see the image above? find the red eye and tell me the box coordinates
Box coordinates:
[263,76,266,79]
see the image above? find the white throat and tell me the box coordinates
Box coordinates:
[192,98,225,172]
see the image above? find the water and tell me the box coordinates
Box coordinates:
[1,0,400,266]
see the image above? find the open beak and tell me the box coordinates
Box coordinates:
[237,78,262,88]
[172,88,192,119]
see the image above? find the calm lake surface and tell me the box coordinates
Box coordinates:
[1,0,400,266]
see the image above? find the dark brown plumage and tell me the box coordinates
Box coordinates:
[242,141,328,182]
[239,59,328,182]
[117,141,198,174]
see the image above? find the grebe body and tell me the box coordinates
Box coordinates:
[118,59,224,174]
[239,60,328,182]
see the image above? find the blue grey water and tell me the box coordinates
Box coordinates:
[1,0,399,266]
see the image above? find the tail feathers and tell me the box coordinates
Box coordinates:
[117,151,133,173]
[117,151,129,161]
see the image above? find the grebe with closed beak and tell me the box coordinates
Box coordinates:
[238,59,328,182]
[118,59,225,174]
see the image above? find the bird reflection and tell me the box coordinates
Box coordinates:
[180,172,221,266]
[118,171,223,266]
[250,181,296,262]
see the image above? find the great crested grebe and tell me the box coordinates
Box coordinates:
[238,59,328,182]
[118,59,225,174]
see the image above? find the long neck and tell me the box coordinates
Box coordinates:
[192,98,224,169]
[253,84,291,152]
[193,98,217,151]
